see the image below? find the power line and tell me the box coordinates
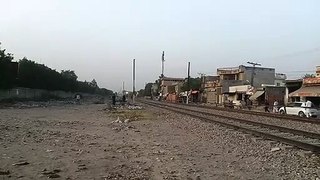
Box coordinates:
[265,47,320,60]
[281,70,315,73]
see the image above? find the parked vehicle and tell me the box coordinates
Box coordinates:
[279,102,318,118]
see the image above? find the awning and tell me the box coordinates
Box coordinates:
[289,86,320,97]
[249,90,265,100]
[191,91,199,94]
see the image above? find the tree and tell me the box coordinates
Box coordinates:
[137,89,145,97]
[90,79,98,88]
[0,43,114,94]
[0,44,16,89]
[96,88,113,96]
[144,83,153,96]
[181,77,201,92]
[61,70,78,80]
[303,74,316,78]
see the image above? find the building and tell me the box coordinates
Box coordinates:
[275,73,287,86]
[250,86,286,106]
[284,79,303,103]
[200,76,219,104]
[226,85,254,106]
[159,77,184,99]
[289,66,320,106]
[216,65,275,104]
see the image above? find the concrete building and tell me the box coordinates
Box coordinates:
[216,65,275,104]
[289,66,320,106]
[226,85,254,106]
[275,73,287,86]
[200,76,219,104]
[160,77,184,97]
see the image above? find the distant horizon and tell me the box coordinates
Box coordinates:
[1,0,319,91]
[2,47,318,91]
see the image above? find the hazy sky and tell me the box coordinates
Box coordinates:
[1,0,319,91]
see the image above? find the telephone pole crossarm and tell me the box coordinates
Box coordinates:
[247,61,261,87]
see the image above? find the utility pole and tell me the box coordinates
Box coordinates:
[122,81,125,94]
[186,62,191,104]
[133,59,136,104]
[187,62,191,91]
[160,51,165,101]
[247,61,261,87]
[161,51,165,78]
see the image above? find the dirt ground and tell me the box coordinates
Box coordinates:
[1,103,320,180]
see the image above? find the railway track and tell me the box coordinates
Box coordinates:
[178,102,320,124]
[140,100,320,153]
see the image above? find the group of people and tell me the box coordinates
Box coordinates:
[264,100,279,113]
[111,93,127,105]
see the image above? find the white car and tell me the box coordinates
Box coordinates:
[279,102,318,118]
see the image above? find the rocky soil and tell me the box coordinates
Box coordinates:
[1,103,320,179]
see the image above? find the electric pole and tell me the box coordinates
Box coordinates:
[186,62,191,104]
[247,61,261,87]
[133,59,136,104]
[122,81,125,95]
[187,62,191,91]
[160,51,165,101]
[161,51,165,78]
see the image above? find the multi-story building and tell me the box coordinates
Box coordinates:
[216,65,275,104]
[275,73,287,86]
[200,76,219,104]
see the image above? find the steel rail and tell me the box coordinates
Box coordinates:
[148,101,320,139]
[141,100,320,153]
[161,101,320,124]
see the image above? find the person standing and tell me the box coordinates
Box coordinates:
[306,100,312,107]
[122,94,126,104]
[305,100,313,118]
[273,100,279,113]
[75,94,81,104]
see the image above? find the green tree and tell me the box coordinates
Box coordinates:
[137,89,145,97]
[96,88,113,96]
[303,74,316,78]
[61,70,78,80]
[90,79,98,88]
[181,77,201,92]
[0,44,16,89]
[144,83,153,96]
[0,43,114,95]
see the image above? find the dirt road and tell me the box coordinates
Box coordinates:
[1,104,320,179]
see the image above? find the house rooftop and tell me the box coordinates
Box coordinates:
[161,77,185,81]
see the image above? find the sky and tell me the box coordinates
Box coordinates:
[0,0,319,91]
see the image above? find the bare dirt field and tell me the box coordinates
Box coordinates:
[1,103,320,180]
